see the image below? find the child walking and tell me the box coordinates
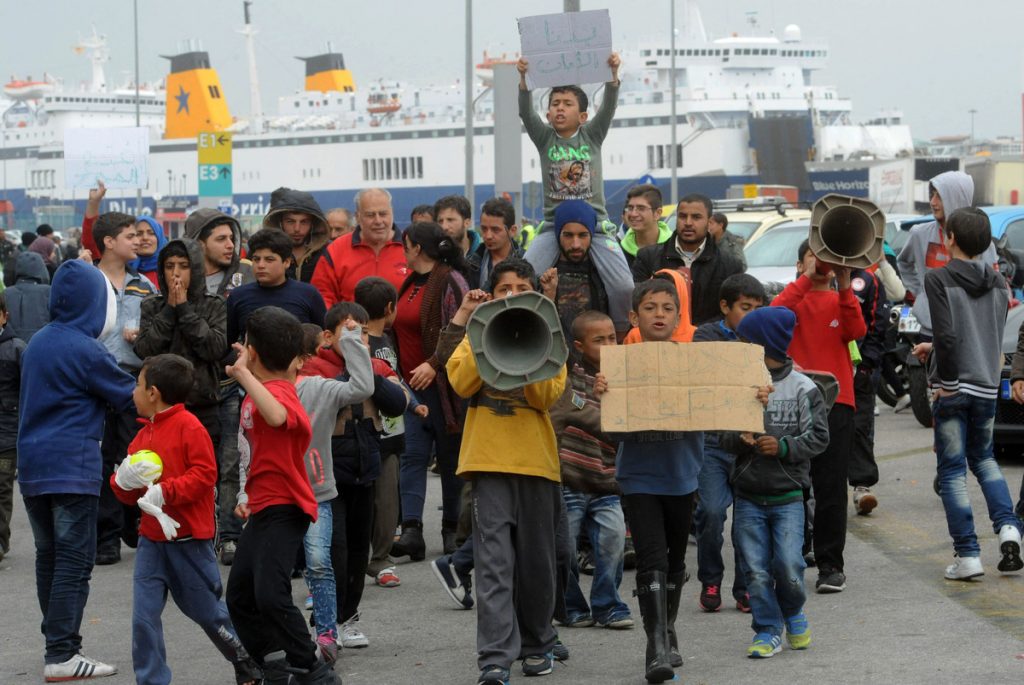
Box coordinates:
[917,207,1023,579]
[294,319,374,661]
[726,308,830,657]
[111,354,261,685]
[225,306,337,685]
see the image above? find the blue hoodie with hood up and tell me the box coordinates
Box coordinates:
[17,260,136,497]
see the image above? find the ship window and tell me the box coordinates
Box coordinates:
[208,85,221,98]
[294,102,300,108]
[640,49,650,56]
[385,159,392,180]
[401,158,408,178]
[416,157,424,179]
[362,160,369,181]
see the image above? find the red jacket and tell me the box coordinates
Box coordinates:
[111,404,218,541]
[311,226,409,308]
[771,276,867,409]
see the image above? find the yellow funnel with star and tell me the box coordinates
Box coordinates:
[162,51,232,139]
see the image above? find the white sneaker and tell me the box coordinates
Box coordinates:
[43,653,117,682]
[852,486,878,516]
[997,525,1023,573]
[338,615,369,649]
[944,554,984,580]
[893,394,912,413]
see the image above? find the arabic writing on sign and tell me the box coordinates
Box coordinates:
[63,126,149,190]
[518,9,613,89]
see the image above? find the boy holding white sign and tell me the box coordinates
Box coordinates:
[517,52,620,225]
[598,277,770,683]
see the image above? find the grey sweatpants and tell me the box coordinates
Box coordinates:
[472,473,561,670]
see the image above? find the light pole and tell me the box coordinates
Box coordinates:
[133,0,142,213]
[464,0,474,215]
[968,108,977,151]
[670,1,678,207]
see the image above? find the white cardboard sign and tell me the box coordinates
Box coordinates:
[64,126,149,190]
[518,9,613,89]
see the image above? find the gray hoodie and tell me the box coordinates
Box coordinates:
[5,251,51,342]
[294,328,374,502]
[897,171,997,335]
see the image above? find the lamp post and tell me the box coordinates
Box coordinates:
[670,1,678,207]
[464,0,474,215]
[133,0,142,213]
[968,108,977,152]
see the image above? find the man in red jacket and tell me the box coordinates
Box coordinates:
[111,354,259,685]
[771,240,866,595]
[311,188,408,307]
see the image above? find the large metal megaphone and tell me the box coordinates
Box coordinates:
[809,194,886,269]
[466,291,568,391]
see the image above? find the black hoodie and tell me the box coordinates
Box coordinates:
[134,238,229,412]
[262,187,330,284]
[183,208,254,297]
[925,258,1008,399]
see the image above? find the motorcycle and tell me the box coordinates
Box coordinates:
[891,303,932,427]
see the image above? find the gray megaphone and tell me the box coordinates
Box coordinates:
[465,291,568,391]
[808,194,886,269]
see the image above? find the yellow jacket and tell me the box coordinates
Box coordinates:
[446,335,567,482]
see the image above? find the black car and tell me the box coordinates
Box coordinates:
[995,304,1024,452]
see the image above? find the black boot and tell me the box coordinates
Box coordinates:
[441,519,458,555]
[390,520,425,561]
[666,570,687,668]
[293,660,342,685]
[259,651,292,685]
[636,571,673,684]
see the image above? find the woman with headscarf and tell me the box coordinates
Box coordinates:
[27,236,59,280]
[131,216,168,289]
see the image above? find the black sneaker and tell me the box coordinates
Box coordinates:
[522,653,553,677]
[430,556,474,609]
[477,665,510,685]
[699,583,722,612]
[95,546,120,566]
[816,569,846,593]
[551,639,569,661]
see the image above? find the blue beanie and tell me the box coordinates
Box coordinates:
[554,200,597,236]
[736,307,796,362]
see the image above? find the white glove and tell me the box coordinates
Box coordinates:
[137,485,181,541]
[114,455,160,491]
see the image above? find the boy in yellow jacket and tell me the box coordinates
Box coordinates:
[446,258,567,685]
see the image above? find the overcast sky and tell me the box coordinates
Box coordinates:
[2,0,1022,141]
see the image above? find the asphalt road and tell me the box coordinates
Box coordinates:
[2,407,1023,684]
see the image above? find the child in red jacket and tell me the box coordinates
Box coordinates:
[771,240,866,595]
[111,353,259,685]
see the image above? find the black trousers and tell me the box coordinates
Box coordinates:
[621,492,695,576]
[811,403,855,574]
[226,505,316,669]
[98,405,142,551]
[849,367,880,488]
[331,483,373,624]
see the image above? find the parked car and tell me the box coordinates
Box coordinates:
[995,303,1024,453]
[742,221,809,287]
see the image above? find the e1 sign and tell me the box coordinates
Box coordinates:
[518,9,613,90]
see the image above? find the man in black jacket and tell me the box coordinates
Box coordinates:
[849,267,888,516]
[631,194,745,325]
[263,187,330,283]
[184,208,254,297]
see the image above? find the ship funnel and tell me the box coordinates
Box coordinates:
[299,50,356,93]
[161,48,232,139]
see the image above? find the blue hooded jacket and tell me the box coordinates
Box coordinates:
[17,260,136,497]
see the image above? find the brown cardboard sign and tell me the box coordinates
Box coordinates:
[601,341,768,433]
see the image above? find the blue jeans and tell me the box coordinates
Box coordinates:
[303,501,336,637]
[562,488,630,623]
[694,446,747,598]
[400,384,463,523]
[24,494,98,664]
[133,538,249,685]
[932,393,1022,557]
[733,498,806,638]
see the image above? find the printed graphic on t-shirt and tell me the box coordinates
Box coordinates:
[766,399,800,430]
[925,241,950,270]
[547,144,593,201]
[556,269,593,332]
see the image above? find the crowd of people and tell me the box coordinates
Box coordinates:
[2,51,1024,685]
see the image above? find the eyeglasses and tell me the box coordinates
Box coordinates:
[625,204,653,213]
